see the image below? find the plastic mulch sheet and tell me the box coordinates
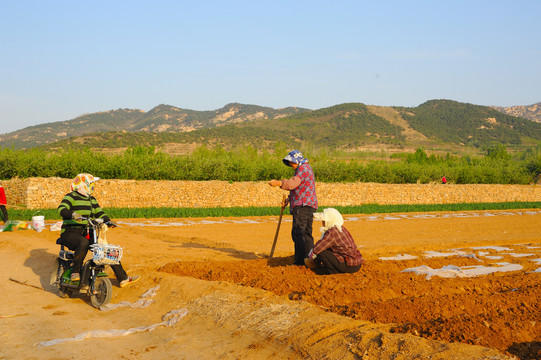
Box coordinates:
[100,285,160,311]
[36,308,188,347]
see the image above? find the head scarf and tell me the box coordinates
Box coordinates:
[282,150,309,167]
[71,173,100,197]
[314,208,344,236]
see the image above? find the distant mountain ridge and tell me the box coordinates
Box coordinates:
[397,100,541,147]
[0,103,310,149]
[491,102,541,123]
[1,100,541,153]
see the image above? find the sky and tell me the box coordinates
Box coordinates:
[1,1,540,134]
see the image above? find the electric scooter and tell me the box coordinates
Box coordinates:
[50,217,122,308]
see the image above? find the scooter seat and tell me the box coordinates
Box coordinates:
[59,248,75,260]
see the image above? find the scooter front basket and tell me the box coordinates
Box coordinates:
[90,244,123,265]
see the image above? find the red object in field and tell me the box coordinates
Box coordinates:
[0,187,6,205]
[441,176,447,184]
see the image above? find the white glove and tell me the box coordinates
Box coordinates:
[71,212,83,221]
[308,249,317,260]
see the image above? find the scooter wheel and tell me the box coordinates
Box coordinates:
[90,277,113,308]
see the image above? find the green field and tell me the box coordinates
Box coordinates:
[7,202,541,222]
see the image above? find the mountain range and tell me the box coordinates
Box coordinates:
[491,102,541,123]
[0,103,309,149]
[1,100,540,154]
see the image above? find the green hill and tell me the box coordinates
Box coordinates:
[236,103,406,148]
[4,100,541,154]
[397,100,541,147]
[38,103,413,153]
[0,103,310,149]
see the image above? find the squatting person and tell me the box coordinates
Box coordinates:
[305,208,364,274]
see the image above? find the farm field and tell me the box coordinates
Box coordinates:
[1,209,540,359]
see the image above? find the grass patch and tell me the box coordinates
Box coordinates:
[6,202,541,221]
[333,202,541,214]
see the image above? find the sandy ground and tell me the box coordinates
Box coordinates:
[1,209,540,359]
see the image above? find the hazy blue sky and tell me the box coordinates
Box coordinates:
[1,1,540,134]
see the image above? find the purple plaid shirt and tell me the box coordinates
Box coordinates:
[313,226,364,266]
[282,163,318,213]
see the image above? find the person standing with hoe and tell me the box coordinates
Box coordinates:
[268,150,318,266]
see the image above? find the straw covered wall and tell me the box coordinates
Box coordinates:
[1,177,540,210]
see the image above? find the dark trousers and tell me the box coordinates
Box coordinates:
[60,229,128,281]
[110,263,128,281]
[60,229,89,274]
[317,249,361,275]
[0,205,8,223]
[291,206,316,265]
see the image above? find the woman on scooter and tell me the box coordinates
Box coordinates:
[57,173,140,287]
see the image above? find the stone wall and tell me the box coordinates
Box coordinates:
[1,177,540,209]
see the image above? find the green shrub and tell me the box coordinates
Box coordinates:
[0,145,538,184]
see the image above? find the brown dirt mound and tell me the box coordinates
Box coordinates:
[159,254,541,360]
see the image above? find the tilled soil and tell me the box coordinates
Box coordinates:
[155,211,541,360]
[160,255,541,360]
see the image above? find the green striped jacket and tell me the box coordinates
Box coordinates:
[57,191,110,233]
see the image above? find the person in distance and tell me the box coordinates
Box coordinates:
[0,184,8,224]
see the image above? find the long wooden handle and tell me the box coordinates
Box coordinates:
[269,194,287,258]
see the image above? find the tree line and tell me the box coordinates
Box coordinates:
[1,144,540,184]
